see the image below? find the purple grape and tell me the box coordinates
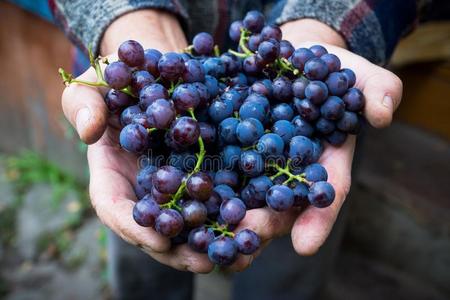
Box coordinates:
[139,83,169,110]
[214,170,239,189]
[308,181,335,208]
[220,197,246,224]
[309,45,328,57]
[182,59,206,83]
[272,76,293,102]
[336,111,360,133]
[104,89,134,113]
[155,209,184,237]
[240,150,264,177]
[243,55,262,75]
[304,163,328,182]
[151,185,171,204]
[104,61,132,89]
[289,48,314,71]
[170,117,200,146]
[172,83,200,111]
[258,40,280,63]
[294,98,320,122]
[229,20,244,42]
[213,184,236,201]
[143,49,162,76]
[315,117,336,135]
[248,34,263,52]
[250,79,273,98]
[235,229,260,254]
[119,124,149,153]
[193,32,214,55]
[326,72,348,96]
[266,185,294,211]
[321,53,341,73]
[118,40,145,67]
[186,172,214,201]
[152,165,184,194]
[320,96,345,120]
[136,165,157,193]
[204,191,222,217]
[158,52,186,81]
[188,226,215,253]
[292,182,309,206]
[130,70,154,94]
[304,57,329,80]
[343,88,365,112]
[208,236,238,266]
[292,77,309,99]
[305,81,329,105]
[291,115,314,137]
[261,25,282,41]
[279,40,294,59]
[199,122,216,144]
[181,200,207,227]
[133,196,160,227]
[325,130,347,146]
[241,175,273,209]
[243,10,265,33]
[341,68,356,87]
[146,99,176,129]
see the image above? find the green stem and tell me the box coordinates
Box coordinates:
[147,128,158,133]
[238,29,253,56]
[228,49,248,58]
[214,45,220,57]
[205,220,235,238]
[269,160,310,186]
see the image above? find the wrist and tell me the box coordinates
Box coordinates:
[100,9,187,55]
[280,19,347,49]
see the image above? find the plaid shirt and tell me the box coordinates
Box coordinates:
[49,0,425,65]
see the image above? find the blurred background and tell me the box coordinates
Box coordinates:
[0,0,449,299]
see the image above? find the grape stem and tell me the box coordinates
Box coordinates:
[205,220,235,237]
[214,45,221,57]
[228,28,253,58]
[269,160,310,186]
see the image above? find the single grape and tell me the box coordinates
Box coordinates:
[229,20,244,42]
[118,40,145,67]
[261,25,282,41]
[279,40,295,58]
[240,150,264,177]
[158,52,186,81]
[239,101,266,122]
[209,100,234,123]
[292,182,309,206]
[289,48,314,71]
[104,89,134,113]
[292,77,309,99]
[221,89,244,111]
[289,136,314,164]
[272,120,295,144]
[203,57,226,78]
[250,79,273,98]
[181,200,208,227]
[235,229,261,254]
[248,34,263,52]
[155,209,184,238]
[218,117,239,144]
[266,185,294,211]
[311,138,324,163]
[182,59,206,83]
[336,111,361,134]
[315,117,336,135]
[272,76,293,102]
[172,83,200,111]
[193,32,214,55]
[186,172,214,201]
[321,53,341,73]
[152,165,184,194]
[308,181,335,208]
[241,175,273,209]
[204,75,220,98]
[199,122,216,144]
[256,133,284,157]
[188,226,215,253]
[309,45,328,57]
[242,55,262,75]
[220,197,246,224]
[243,10,265,33]
[151,185,171,204]
[143,48,162,76]
[130,70,154,94]
[341,68,356,87]
[104,61,132,90]
[221,145,242,169]
[236,118,264,146]
[326,72,348,96]
[204,191,222,217]
[214,170,239,189]
[320,96,345,120]
[208,236,238,266]
[325,130,347,146]
[304,57,329,80]
[133,196,160,227]
[146,99,176,129]
[304,163,328,182]
[245,93,270,113]
[271,103,294,121]
[131,112,152,128]
[170,117,200,146]
[136,165,157,193]
[343,88,365,112]
[220,53,240,76]
[119,124,149,153]
[139,83,169,110]
[305,81,329,105]
[294,98,320,122]
[257,40,280,63]
[292,115,314,137]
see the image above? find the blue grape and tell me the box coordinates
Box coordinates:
[320,53,341,73]
[304,163,328,182]
[326,72,348,96]
[258,40,280,63]
[204,75,220,98]
[220,197,246,224]
[315,117,336,135]
[208,100,234,123]
[311,138,324,163]
[256,133,284,157]
[221,145,241,169]
[272,120,295,144]
[266,185,294,211]
[271,103,294,121]
[292,116,314,137]
[239,101,266,122]
[289,136,314,164]
[308,181,335,208]
[343,88,365,112]
[193,32,214,55]
[182,59,206,83]
[320,96,345,120]
[309,45,328,57]
[214,170,239,189]
[241,175,273,209]
[208,236,238,266]
[243,10,265,33]
[188,226,215,253]
[292,182,309,206]
[133,196,160,227]
[272,76,293,102]
[240,150,264,177]
[119,124,149,153]
[213,184,237,201]
[235,229,261,254]
[294,98,320,122]
[221,89,244,111]
[341,68,356,87]
[325,130,347,146]
[289,48,314,71]
[279,40,295,58]
[337,111,360,133]
[203,57,226,78]
[292,77,309,99]
[236,118,264,146]
[304,57,329,80]
[305,81,329,105]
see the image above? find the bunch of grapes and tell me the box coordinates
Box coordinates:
[60,10,365,266]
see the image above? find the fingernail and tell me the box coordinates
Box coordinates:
[382,95,393,110]
[76,107,90,133]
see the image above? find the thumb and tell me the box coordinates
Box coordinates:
[61,69,109,144]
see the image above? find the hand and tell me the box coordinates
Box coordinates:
[61,10,257,273]
[235,19,403,263]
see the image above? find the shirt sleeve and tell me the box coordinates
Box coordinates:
[49,0,189,55]
[270,0,418,65]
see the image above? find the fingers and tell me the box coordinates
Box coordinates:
[62,68,109,144]
[291,136,355,256]
[150,244,214,273]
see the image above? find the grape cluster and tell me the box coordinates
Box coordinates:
[62,10,365,266]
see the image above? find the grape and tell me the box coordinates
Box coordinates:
[240,150,264,177]
[304,57,329,80]
[208,236,238,266]
[151,185,171,204]
[209,100,234,123]
[343,88,365,112]
[204,191,222,217]
[198,122,216,144]
[320,53,341,73]
[247,34,263,52]
[309,45,328,57]
[170,117,200,146]
[104,89,134,113]
[272,76,293,102]
[181,200,207,227]
[220,197,246,224]
[188,226,215,253]
[172,83,200,111]
[155,209,184,238]
[250,79,273,98]
[186,172,214,201]
[236,118,264,146]
[214,170,239,189]
[261,25,282,41]
[229,20,244,42]
[221,145,241,169]
[220,53,240,76]
[130,70,154,94]
[311,138,324,163]
[292,77,309,99]
[279,40,295,59]
[266,185,294,211]
[241,175,273,209]
[289,48,314,71]
[326,72,348,96]
[136,165,157,193]
[119,124,149,153]
[221,89,243,111]
[315,117,336,135]
[152,165,184,194]
[320,96,345,120]
[289,136,313,164]
[143,49,162,76]
[118,40,145,67]
[292,115,314,137]
[133,196,160,227]
[294,98,320,122]
[292,182,309,206]
[242,55,262,75]
[192,82,210,107]
[304,163,328,182]
[213,184,236,201]
[182,59,206,83]
[341,68,356,87]
[271,103,294,121]
[131,112,152,128]
[239,101,266,122]
[256,133,284,157]
[204,75,220,98]
[325,130,347,146]
[158,52,186,81]
[308,181,335,208]
[104,61,132,89]
[218,117,239,144]
[235,229,260,254]
[257,40,280,63]
[229,73,248,86]
[203,57,226,78]
[139,83,169,110]
[305,81,329,105]
[193,32,214,55]
[245,93,270,113]
[243,10,265,33]
[272,120,295,144]
[336,111,361,134]
[146,99,176,129]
